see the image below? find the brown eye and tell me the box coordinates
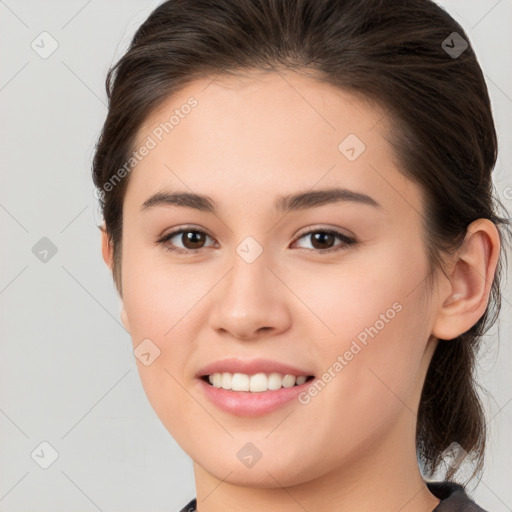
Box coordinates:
[180,230,207,249]
[158,228,216,254]
[293,229,356,254]
[310,231,336,250]
[157,227,356,256]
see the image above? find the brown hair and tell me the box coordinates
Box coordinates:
[92,0,511,482]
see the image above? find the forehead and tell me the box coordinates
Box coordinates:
[125,70,422,218]
[136,69,386,152]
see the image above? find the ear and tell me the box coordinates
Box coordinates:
[100,222,114,271]
[432,219,501,340]
[100,223,130,332]
[120,305,130,332]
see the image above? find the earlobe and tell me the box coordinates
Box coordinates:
[431,219,500,341]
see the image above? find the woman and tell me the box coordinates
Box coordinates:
[92,0,510,510]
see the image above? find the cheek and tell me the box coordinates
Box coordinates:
[121,267,207,446]
[292,240,432,420]
[119,240,206,413]
[288,238,428,344]
[290,295,431,480]
[122,268,203,384]
[121,231,210,340]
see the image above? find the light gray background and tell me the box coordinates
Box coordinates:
[0,1,511,511]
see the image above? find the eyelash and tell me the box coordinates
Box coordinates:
[156,226,357,255]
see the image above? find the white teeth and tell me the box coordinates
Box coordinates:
[221,372,232,390]
[232,373,250,391]
[250,373,268,392]
[296,375,307,385]
[206,372,310,392]
[210,373,222,387]
[282,374,296,388]
[267,372,282,391]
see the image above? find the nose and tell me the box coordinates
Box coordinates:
[208,252,292,341]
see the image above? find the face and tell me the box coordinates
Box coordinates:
[113,70,440,488]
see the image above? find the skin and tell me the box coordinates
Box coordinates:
[101,69,500,512]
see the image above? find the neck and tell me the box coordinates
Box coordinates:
[192,410,441,512]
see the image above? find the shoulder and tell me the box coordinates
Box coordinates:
[428,481,489,512]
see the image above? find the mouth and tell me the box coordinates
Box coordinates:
[200,372,316,392]
[197,371,317,417]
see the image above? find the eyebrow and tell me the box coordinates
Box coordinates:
[140,187,381,214]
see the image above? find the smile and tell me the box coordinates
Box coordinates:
[204,372,315,392]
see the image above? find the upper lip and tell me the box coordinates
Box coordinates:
[196,358,314,378]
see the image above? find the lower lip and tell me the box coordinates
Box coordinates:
[197,377,314,417]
